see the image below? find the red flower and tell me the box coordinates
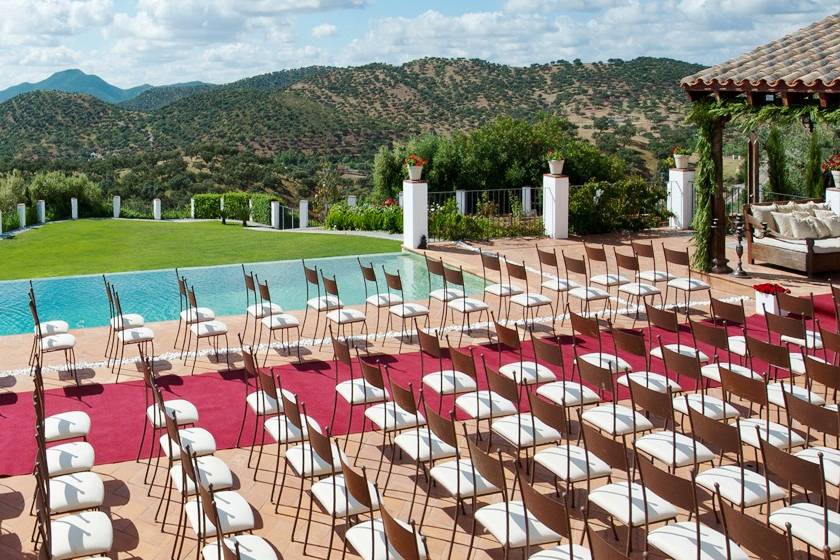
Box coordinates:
[383,198,396,207]
[405,154,428,167]
[822,154,840,173]
[753,283,790,295]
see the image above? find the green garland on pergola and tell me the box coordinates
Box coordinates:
[687,100,840,272]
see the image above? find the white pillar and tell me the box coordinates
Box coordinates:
[299,200,309,229]
[667,168,696,229]
[36,200,45,224]
[455,190,467,214]
[271,201,280,229]
[398,192,404,208]
[522,186,532,214]
[71,197,78,220]
[153,198,162,220]
[190,198,195,219]
[112,196,121,218]
[403,180,428,249]
[347,195,357,207]
[827,189,840,215]
[542,174,569,239]
[17,203,26,228]
[248,198,253,222]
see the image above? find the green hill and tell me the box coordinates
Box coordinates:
[118,82,217,111]
[0,69,152,104]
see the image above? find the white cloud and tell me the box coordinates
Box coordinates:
[311,23,337,38]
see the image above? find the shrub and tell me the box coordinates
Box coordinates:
[1,208,19,232]
[223,192,250,226]
[162,207,190,220]
[569,177,669,235]
[325,203,403,233]
[192,194,222,219]
[27,172,107,220]
[251,193,278,226]
[428,197,544,241]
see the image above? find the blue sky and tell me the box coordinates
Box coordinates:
[0,0,836,89]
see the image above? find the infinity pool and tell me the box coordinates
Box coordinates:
[0,252,484,336]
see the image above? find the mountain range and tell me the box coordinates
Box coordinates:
[0,58,703,164]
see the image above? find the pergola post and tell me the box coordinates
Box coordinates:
[711,117,731,273]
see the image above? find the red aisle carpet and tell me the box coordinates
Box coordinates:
[0,293,835,477]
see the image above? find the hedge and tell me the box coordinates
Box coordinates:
[251,193,278,226]
[1,208,19,232]
[193,194,222,219]
[325,203,402,233]
[223,192,250,225]
[569,177,670,235]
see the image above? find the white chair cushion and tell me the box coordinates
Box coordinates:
[46,441,95,476]
[511,292,553,307]
[533,444,611,483]
[541,278,579,292]
[485,283,523,297]
[647,521,749,560]
[41,333,76,352]
[336,378,388,405]
[795,446,840,486]
[537,380,600,407]
[581,404,653,436]
[448,297,489,313]
[48,510,113,560]
[394,429,457,462]
[780,330,823,350]
[171,456,234,495]
[636,431,715,467]
[667,278,710,291]
[37,319,69,336]
[346,518,427,560]
[430,287,465,302]
[245,388,296,416]
[160,427,217,460]
[499,361,557,385]
[264,414,319,444]
[366,293,402,307]
[639,270,674,283]
[618,282,660,296]
[190,320,228,337]
[529,543,592,560]
[696,465,785,507]
[422,370,477,395]
[110,313,144,330]
[285,441,343,477]
[306,295,342,311]
[588,482,678,526]
[576,353,630,373]
[181,307,215,323]
[147,399,199,428]
[617,371,682,393]
[727,336,747,356]
[738,417,805,450]
[672,393,740,421]
[261,313,300,329]
[770,503,840,551]
[650,344,708,363]
[246,302,282,319]
[491,413,562,448]
[185,490,255,538]
[568,286,610,301]
[364,402,425,432]
[117,326,154,344]
[389,302,429,318]
[455,390,516,420]
[48,471,105,514]
[789,352,827,375]
[202,535,278,560]
[475,500,562,548]
[44,411,91,442]
[429,458,500,499]
[590,273,630,287]
[699,362,759,383]
[766,381,825,408]
[327,308,367,324]
[311,474,381,517]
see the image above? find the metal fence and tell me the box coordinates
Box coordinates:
[427,186,543,242]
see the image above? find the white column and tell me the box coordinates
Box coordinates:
[522,186,532,214]
[347,195,357,207]
[403,180,428,249]
[17,203,26,228]
[299,200,309,229]
[542,174,569,239]
[112,196,121,218]
[398,192,404,208]
[271,201,280,229]
[667,168,696,229]
[826,188,840,215]
[190,198,195,219]
[455,190,467,214]
[248,198,253,222]
[153,198,162,220]
[71,198,78,220]
[36,200,45,224]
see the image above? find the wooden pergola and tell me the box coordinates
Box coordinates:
[680,12,840,273]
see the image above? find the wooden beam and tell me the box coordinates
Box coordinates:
[711,117,731,274]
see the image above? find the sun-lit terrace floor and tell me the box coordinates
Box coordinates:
[0,229,836,559]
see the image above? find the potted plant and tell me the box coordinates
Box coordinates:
[753,283,789,315]
[672,146,691,169]
[822,153,840,187]
[546,149,565,175]
[405,154,428,181]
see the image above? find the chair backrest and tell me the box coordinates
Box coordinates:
[443,265,466,290]
[584,243,607,264]
[532,335,564,370]
[303,260,319,287]
[783,387,840,438]
[162,408,184,458]
[340,456,376,514]
[661,343,703,385]
[720,364,768,409]
[484,357,520,406]
[765,311,806,344]
[383,268,404,293]
[331,331,353,369]
[776,291,815,319]
[687,406,741,457]
[528,392,566,437]
[388,374,419,416]
[480,249,502,272]
[636,452,701,515]
[716,486,794,560]
[380,506,423,560]
[240,338,259,382]
[306,413,335,476]
[492,314,521,353]
[257,279,272,304]
[518,471,573,546]
[177,273,188,297]
[321,273,340,299]
[103,275,114,315]
[187,286,199,309]
[562,251,587,277]
[505,260,528,284]
[585,522,632,560]
[746,334,791,372]
[242,265,256,293]
[358,258,378,284]
[112,286,126,318]
[644,302,679,334]
[536,245,559,273]
[689,319,729,354]
[662,246,689,267]
[465,431,507,497]
[710,297,746,326]
[631,240,655,259]
[256,366,280,402]
[628,377,673,427]
[569,308,600,339]
[416,324,442,360]
[576,356,614,399]
[447,340,477,382]
[29,297,42,336]
[613,249,639,274]
[425,407,458,451]
[425,253,446,281]
[805,355,840,393]
[358,354,386,390]
[819,326,840,362]
[580,421,629,474]
[758,427,826,497]
[611,327,646,359]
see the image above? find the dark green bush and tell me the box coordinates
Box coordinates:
[223,192,250,225]
[193,194,222,219]
[251,193,278,225]
[26,171,107,220]
[570,176,669,235]
[325,203,403,233]
[2,207,20,231]
[428,197,544,241]
[162,207,190,220]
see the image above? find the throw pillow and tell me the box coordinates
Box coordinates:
[752,205,777,231]
[813,217,832,238]
[820,215,840,237]
[771,212,794,237]
[790,216,821,239]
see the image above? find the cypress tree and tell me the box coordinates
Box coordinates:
[765,126,789,196]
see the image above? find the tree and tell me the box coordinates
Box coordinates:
[372,145,403,201]
[804,129,824,199]
[313,163,342,219]
[765,126,789,196]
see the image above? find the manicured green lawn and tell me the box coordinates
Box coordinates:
[0,220,401,280]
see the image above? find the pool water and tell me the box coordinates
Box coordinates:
[0,252,484,337]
